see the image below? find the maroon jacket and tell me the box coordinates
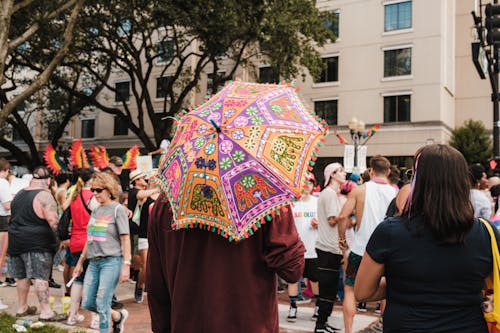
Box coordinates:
[147,200,305,333]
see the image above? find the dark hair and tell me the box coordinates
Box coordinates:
[469,163,485,187]
[361,169,371,183]
[370,155,391,175]
[388,165,401,185]
[404,144,474,245]
[55,173,69,186]
[0,158,10,172]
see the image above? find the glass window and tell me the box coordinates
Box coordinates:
[318,57,339,83]
[115,81,130,102]
[157,39,174,63]
[114,115,128,136]
[207,72,227,96]
[384,1,412,32]
[156,76,172,99]
[314,100,338,125]
[81,119,95,138]
[384,48,411,77]
[259,66,279,83]
[323,12,340,38]
[384,95,410,123]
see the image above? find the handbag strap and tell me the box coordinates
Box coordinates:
[80,192,92,215]
[480,218,500,325]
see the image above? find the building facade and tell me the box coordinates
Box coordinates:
[13,0,488,170]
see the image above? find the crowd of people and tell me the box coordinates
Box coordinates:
[0,155,159,333]
[1,143,500,333]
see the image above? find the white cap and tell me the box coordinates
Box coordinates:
[323,163,342,187]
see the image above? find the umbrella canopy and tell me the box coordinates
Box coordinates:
[157,81,328,241]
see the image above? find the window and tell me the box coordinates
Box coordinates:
[157,39,174,63]
[115,81,130,102]
[323,11,340,38]
[384,95,410,123]
[384,1,412,32]
[156,76,172,99]
[81,119,95,138]
[318,57,339,83]
[259,66,279,83]
[384,48,411,77]
[114,116,128,136]
[314,100,338,125]
[207,72,227,96]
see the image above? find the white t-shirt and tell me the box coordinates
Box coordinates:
[316,187,343,255]
[0,178,12,216]
[160,139,170,154]
[291,196,318,259]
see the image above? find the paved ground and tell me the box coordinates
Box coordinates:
[0,269,378,332]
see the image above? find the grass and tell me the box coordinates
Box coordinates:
[0,312,86,333]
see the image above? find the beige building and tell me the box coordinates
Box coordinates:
[70,0,490,169]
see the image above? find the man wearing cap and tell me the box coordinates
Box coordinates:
[314,162,346,333]
[127,169,160,303]
[8,166,66,321]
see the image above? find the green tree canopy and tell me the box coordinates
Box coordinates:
[449,119,492,165]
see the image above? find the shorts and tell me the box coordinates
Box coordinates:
[303,258,319,282]
[345,251,363,287]
[66,250,79,267]
[69,252,88,284]
[0,215,9,232]
[8,252,53,280]
[138,238,149,251]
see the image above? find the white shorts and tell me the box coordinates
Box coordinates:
[138,238,149,251]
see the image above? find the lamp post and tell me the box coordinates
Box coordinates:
[348,117,365,173]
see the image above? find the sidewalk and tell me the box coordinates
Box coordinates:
[0,269,378,332]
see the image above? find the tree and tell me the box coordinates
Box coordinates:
[0,0,84,167]
[449,119,492,165]
[48,0,336,151]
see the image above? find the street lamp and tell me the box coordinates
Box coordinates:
[348,117,365,172]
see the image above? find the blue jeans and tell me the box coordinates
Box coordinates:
[81,256,122,333]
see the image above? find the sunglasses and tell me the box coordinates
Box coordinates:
[90,187,105,193]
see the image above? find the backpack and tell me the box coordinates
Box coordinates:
[57,207,72,241]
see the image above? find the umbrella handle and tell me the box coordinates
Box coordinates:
[210,119,222,133]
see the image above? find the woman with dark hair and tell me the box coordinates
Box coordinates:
[355,144,498,333]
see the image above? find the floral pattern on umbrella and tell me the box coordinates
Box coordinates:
[158,81,328,241]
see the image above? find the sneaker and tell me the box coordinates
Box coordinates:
[286,306,297,322]
[112,309,128,333]
[277,285,285,294]
[357,302,367,312]
[0,281,7,287]
[314,323,341,332]
[56,265,64,272]
[90,313,99,329]
[296,295,311,304]
[374,302,381,314]
[67,313,85,325]
[311,306,319,321]
[111,301,123,310]
[48,279,61,289]
[6,277,16,287]
[134,287,144,303]
[370,319,383,333]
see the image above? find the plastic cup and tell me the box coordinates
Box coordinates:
[61,296,71,314]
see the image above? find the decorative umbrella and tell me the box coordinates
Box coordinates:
[157,81,328,241]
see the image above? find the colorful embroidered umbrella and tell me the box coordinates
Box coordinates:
[157,81,328,241]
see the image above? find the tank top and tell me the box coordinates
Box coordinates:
[350,180,397,256]
[8,189,58,256]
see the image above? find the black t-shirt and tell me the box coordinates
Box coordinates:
[138,197,153,238]
[367,216,495,333]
